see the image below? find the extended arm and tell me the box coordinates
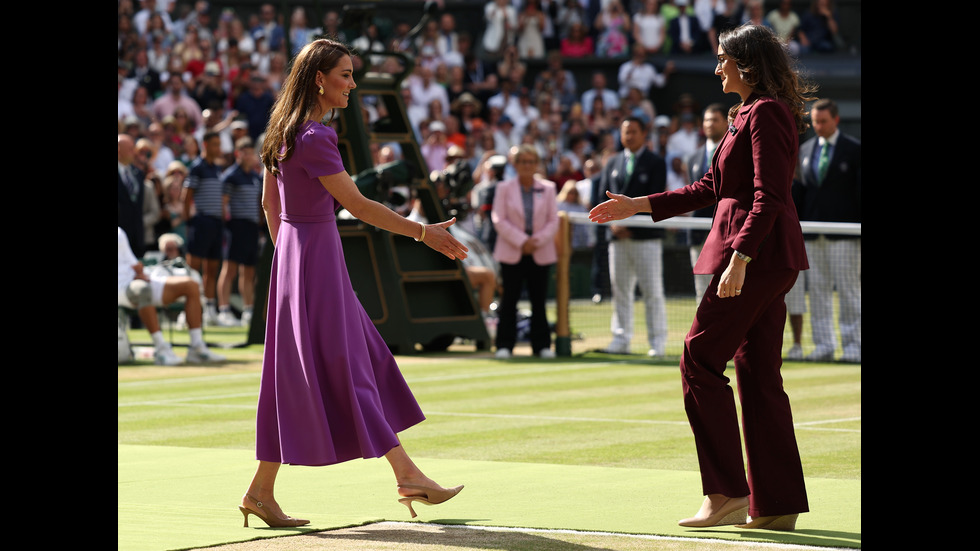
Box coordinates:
[319,170,468,260]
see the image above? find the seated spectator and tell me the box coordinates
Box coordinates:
[766,0,802,57]
[556,182,593,251]
[593,0,631,58]
[667,0,709,55]
[560,22,594,58]
[799,0,842,54]
[118,227,225,365]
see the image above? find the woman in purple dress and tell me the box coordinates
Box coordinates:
[239,38,468,528]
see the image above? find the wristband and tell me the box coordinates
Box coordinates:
[414,222,426,243]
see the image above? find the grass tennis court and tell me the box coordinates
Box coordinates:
[118,300,860,551]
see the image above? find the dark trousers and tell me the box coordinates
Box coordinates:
[496,255,552,354]
[681,268,809,518]
[591,230,609,297]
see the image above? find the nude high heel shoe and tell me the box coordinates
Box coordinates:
[396,483,464,518]
[238,494,310,528]
[735,513,799,531]
[677,495,749,527]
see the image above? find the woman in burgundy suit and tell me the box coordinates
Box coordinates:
[590,24,816,531]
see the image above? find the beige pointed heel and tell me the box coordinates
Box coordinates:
[735,513,799,531]
[239,494,310,528]
[678,495,749,527]
[396,483,464,518]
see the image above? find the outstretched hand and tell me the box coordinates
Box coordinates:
[588,190,641,224]
[423,217,469,260]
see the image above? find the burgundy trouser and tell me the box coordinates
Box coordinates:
[681,268,809,518]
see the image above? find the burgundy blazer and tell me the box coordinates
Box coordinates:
[647,93,808,275]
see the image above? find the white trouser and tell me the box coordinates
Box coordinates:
[785,269,806,315]
[689,244,712,304]
[805,236,861,357]
[609,238,668,351]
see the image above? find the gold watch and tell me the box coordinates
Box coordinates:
[734,250,752,263]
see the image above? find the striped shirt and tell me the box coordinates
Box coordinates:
[221,164,262,223]
[185,157,224,217]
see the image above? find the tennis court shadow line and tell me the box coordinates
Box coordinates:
[311,522,619,550]
[722,527,861,548]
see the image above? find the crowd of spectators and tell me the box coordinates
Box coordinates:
[118,0,849,258]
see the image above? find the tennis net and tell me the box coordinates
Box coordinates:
[552,211,861,361]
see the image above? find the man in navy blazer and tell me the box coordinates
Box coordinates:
[685,103,728,302]
[596,116,669,356]
[118,133,146,258]
[668,0,709,55]
[790,98,861,362]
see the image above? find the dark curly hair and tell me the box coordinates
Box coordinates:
[718,24,818,134]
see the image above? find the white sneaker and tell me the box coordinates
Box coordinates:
[204,309,219,327]
[154,346,182,366]
[805,346,835,362]
[604,344,629,354]
[216,311,240,327]
[494,348,512,359]
[186,345,226,363]
[786,343,803,360]
[240,310,253,327]
[538,348,555,358]
[840,346,861,363]
[647,348,662,358]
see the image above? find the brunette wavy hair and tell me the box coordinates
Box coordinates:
[260,38,351,176]
[718,24,817,134]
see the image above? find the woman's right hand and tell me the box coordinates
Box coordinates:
[588,190,646,223]
[422,218,469,261]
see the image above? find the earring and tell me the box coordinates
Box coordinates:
[318,85,324,95]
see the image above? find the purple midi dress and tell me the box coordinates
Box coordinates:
[255,120,425,466]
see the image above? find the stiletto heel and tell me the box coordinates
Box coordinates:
[735,513,799,531]
[396,483,464,518]
[239,494,310,528]
[239,506,252,527]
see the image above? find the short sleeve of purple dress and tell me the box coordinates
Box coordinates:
[255,120,425,466]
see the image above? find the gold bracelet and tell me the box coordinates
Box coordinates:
[414,222,426,242]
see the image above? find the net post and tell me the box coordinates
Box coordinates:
[555,211,571,357]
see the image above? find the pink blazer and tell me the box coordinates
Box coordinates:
[648,93,808,275]
[491,176,559,265]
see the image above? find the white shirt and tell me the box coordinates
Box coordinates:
[617,60,667,97]
[118,227,139,293]
[408,75,450,117]
[666,127,700,160]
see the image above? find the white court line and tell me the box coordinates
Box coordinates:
[369,521,856,550]
[424,411,859,433]
[117,395,859,433]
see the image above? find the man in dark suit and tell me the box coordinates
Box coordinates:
[668,0,709,55]
[127,48,162,99]
[597,116,668,356]
[118,134,146,259]
[790,98,861,362]
[685,103,728,302]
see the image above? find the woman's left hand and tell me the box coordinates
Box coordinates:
[423,217,469,260]
[716,254,747,299]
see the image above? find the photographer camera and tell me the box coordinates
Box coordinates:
[432,145,475,220]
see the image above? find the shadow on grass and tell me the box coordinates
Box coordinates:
[688,527,861,549]
[312,521,619,551]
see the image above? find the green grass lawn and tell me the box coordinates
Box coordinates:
[119,314,860,480]
[119,299,859,551]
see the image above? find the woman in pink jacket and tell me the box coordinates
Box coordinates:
[490,144,559,359]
